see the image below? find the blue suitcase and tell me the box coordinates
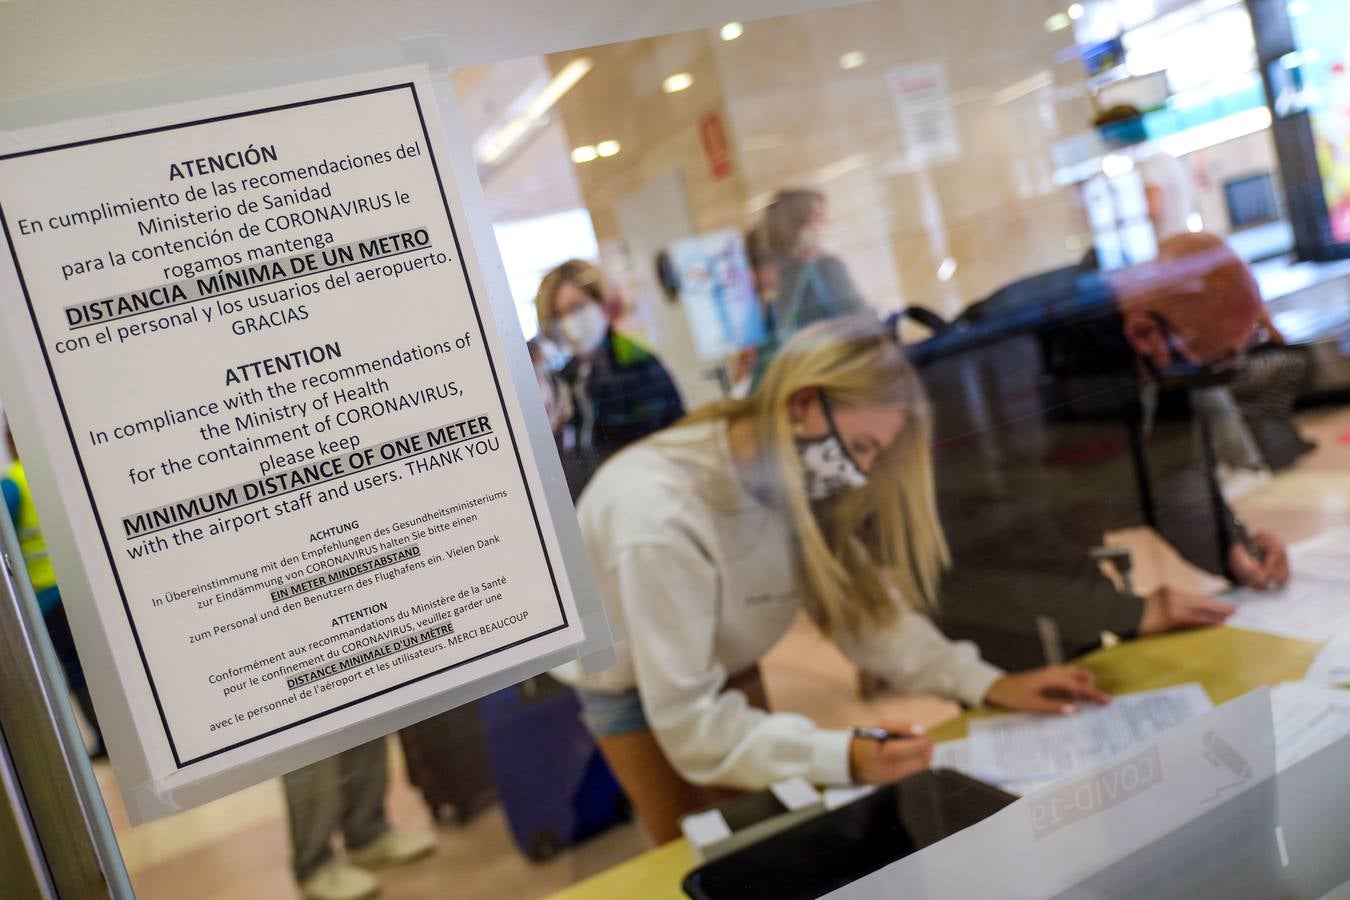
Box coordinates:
[479,674,629,860]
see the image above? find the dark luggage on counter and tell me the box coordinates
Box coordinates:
[398,701,498,826]
[479,674,629,860]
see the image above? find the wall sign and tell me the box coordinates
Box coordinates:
[886,62,962,166]
[699,111,734,181]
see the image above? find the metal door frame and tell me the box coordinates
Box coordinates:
[0,511,133,899]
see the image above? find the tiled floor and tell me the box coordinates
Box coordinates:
[93,406,1350,900]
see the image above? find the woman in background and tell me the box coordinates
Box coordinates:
[762,189,867,337]
[534,260,685,498]
[554,316,1106,843]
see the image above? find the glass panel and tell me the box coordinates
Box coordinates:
[4,1,1350,898]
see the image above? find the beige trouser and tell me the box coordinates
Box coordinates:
[282,737,389,881]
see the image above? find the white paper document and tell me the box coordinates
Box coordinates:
[1305,630,1350,687]
[933,684,1213,796]
[1271,682,1350,772]
[822,784,876,811]
[1226,573,1350,643]
[1287,527,1350,583]
[840,690,1278,899]
[932,738,1057,796]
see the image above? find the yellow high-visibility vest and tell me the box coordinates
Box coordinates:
[5,461,58,594]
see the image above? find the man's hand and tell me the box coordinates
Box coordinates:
[1139,585,1236,634]
[1228,532,1290,590]
[984,666,1110,715]
[848,721,933,784]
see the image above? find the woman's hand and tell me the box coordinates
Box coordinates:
[1139,585,1236,633]
[848,721,933,785]
[984,666,1110,715]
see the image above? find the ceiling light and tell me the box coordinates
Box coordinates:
[523,58,594,121]
[1287,0,1309,15]
[1045,12,1071,31]
[720,22,744,41]
[937,257,958,282]
[993,70,1054,105]
[1101,153,1134,177]
[476,57,595,165]
[817,153,866,182]
[477,118,533,167]
[571,145,598,164]
[663,72,694,93]
[839,51,867,70]
[596,140,621,158]
[1067,3,1085,19]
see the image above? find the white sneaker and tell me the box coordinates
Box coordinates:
[347,830,436,869]
[299,861,379,900]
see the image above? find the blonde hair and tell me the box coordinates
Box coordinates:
[676,315,948,637]
[535,259,605,337]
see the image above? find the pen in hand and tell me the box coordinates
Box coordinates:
[852,725,926,743]
[1231,512,1277,591]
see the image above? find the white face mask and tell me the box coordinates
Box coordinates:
[795,397,868,500]
[557,303,608,357]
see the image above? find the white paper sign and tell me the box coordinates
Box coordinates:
[0,69,590,803]
[885,62,961,166]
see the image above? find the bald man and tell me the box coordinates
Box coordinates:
[921,233,1290,670]
[1114,232,1263,375]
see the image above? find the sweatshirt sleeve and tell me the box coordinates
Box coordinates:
[831,606,1005,708]
[613,541,853,789]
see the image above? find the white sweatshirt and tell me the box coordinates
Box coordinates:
[553,420,1003,790]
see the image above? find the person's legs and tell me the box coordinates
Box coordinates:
[42,604,105,755]
[339,736,435,869]
[70,686,104,756]
[595,730,736,844]
[583,666,767,844]
[337,738,390,853]
[283,753,343,883]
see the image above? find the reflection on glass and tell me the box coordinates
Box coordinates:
[14,1,1350,897]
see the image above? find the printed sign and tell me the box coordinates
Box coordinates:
[886,62,962,166]
[699,112,734,180]
[0,70,588,801]
[666,228,764,361]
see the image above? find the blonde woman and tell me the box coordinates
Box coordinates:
[554,316,1107,843]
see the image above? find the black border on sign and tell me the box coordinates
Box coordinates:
[0,82,572,768]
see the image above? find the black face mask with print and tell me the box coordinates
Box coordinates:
[795,394,868,501]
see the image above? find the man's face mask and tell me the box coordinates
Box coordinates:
[1141,311,1243,389]
[796,395,868,501]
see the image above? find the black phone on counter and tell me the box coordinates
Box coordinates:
[682,768,1015,900]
